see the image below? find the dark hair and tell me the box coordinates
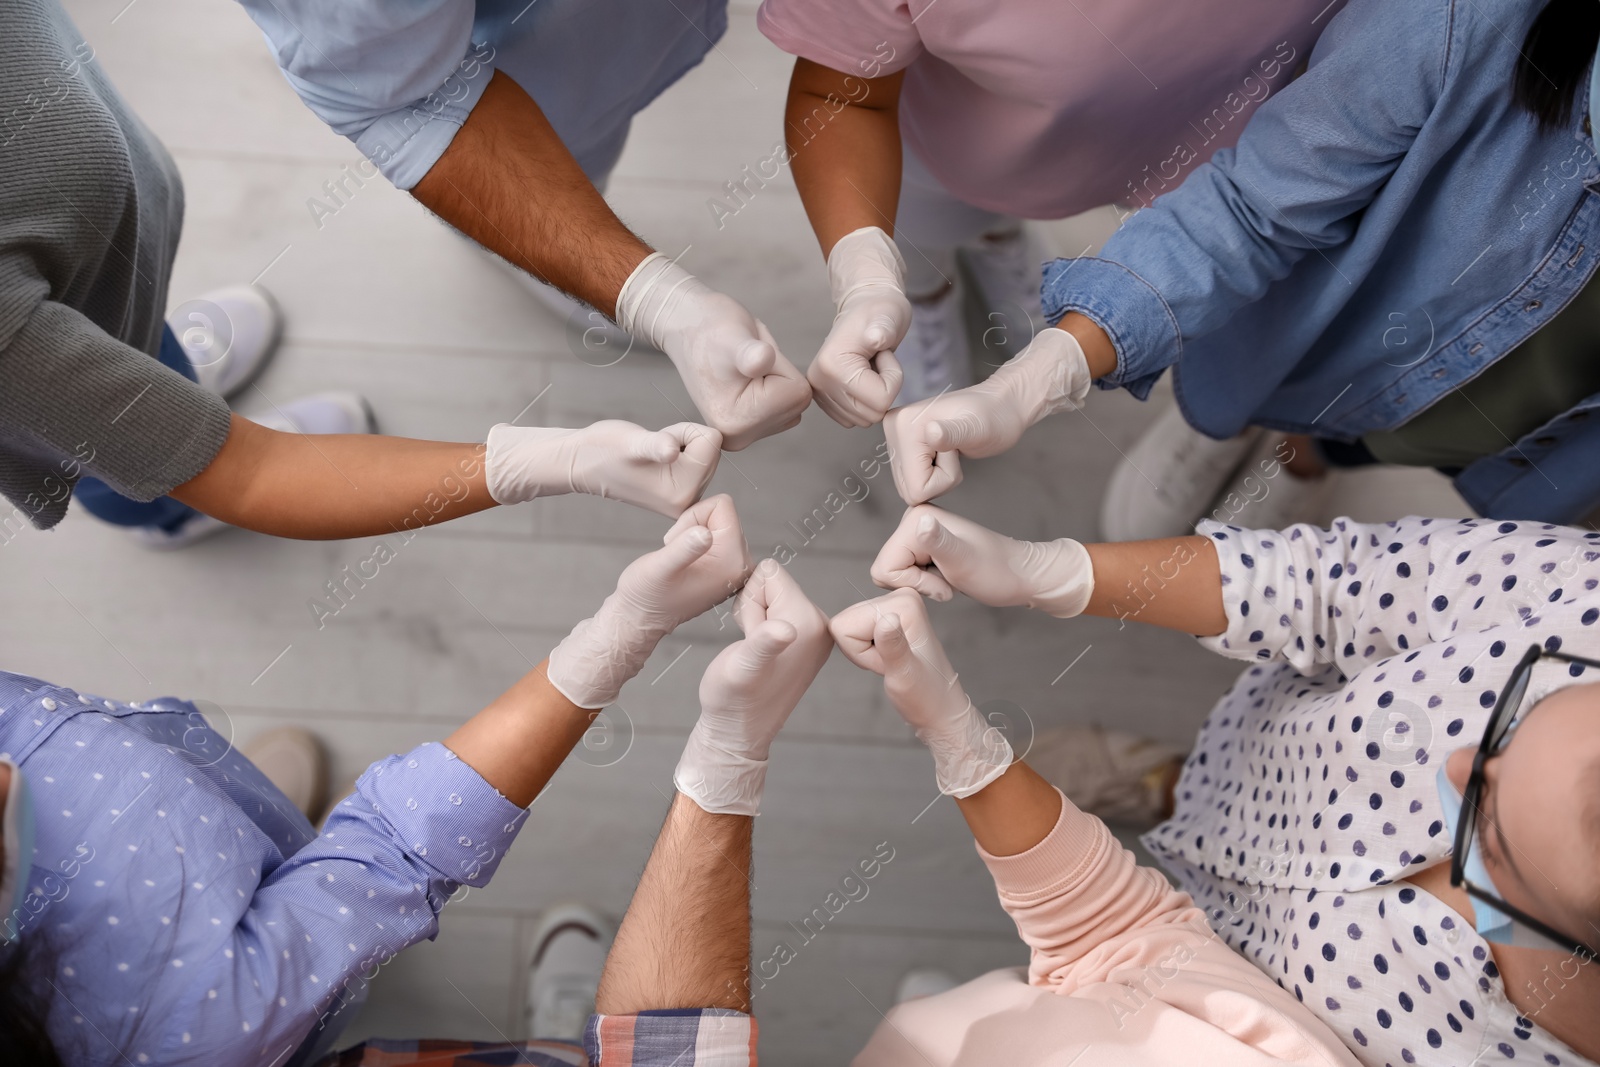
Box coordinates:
[1514,0,1600,130]
[0,942,63,1066]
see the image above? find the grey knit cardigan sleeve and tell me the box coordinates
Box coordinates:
[0,0,231,531]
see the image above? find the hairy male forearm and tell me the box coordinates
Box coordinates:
[598,793,754,1014]
[411,70,652,315]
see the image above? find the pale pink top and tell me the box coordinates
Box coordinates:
[852,791,1362,1067]
[758,0,1338,219]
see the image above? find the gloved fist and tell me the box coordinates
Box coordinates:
[485,420,722,517]
[616,253,812,451]
[676,560,834,815]
[870,505,1094,617]
[883,327,1091,504]
[547,494,753,708]
[809,227,909,428]
[829,589,1011,797]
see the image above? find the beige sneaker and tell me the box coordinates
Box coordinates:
[1025,725,1186,828]
[241,727,330,825]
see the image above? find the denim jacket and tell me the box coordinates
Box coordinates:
[1043,0,1600,523]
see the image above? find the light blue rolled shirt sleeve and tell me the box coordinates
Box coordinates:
[1040,0,1442,396]
[146,742,526,1065]
[235,0,496,188]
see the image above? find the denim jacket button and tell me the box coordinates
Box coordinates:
[1571,410,1590,421]
[1533,435,1558,446]
[1509,457,1532,468]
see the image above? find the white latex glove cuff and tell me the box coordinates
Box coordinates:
[674,726,768,816]
[1027,538,1096,618]
[546,594,666,710]
[615,252,697,354]
[827,226,906,306]
[917,698,1014,798]
[484,424,574,505]
[998,328,1093,427]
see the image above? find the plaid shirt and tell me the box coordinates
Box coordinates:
[321,1011,757,1066]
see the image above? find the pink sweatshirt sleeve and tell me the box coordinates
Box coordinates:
[978,788,1204,991]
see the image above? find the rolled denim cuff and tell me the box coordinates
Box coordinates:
[1040,256,1183,400]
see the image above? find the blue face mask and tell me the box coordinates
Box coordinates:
[1435,765,1515,942]
[1436,764,1571,953]
[0,759,35,944]
[1589,49,1600,138]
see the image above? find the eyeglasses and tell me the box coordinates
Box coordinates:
[1451,643,1600,960]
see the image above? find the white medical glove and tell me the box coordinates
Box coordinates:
[808,227,909,428]
[870,505,1094,617]
[485,420,722,517]
[882,327,1091,504]
[675,561,833,815]
[615,253,812,451]
[547,494,754,708]
[830,589,1011,797]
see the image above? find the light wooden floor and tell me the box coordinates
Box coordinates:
[22,2,1468,1059]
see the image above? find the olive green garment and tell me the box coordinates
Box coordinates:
[1366,267,1600,468]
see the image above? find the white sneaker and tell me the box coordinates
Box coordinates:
[958,228,1043,366]
[128,510,230,551]
[1100,402,1262,542]
[895,283,975,406]
[527,904,614,1041]
[1205,434,1333,532]
[895,968,959,1004]
[168,285,283,400]
[250,391,377,436]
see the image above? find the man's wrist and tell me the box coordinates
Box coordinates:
[675,727,769,817]
[616,253,699,353]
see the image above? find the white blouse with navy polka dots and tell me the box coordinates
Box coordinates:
[1143,517,1598,1067]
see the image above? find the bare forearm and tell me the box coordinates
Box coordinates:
[171,413,495,539]
[787,60,905,256]
[955,760,1063,857]
[411,70,651,315]
[1082,536,1226,635]
[598,793,753,1014]
[444,661,592,807]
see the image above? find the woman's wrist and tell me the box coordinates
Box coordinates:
[1056,312,1118,379]
[955,761,1064,857]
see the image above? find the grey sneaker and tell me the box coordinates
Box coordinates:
[240,726,331,825]
[895,282,975,406]
[527,904,614,1041]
